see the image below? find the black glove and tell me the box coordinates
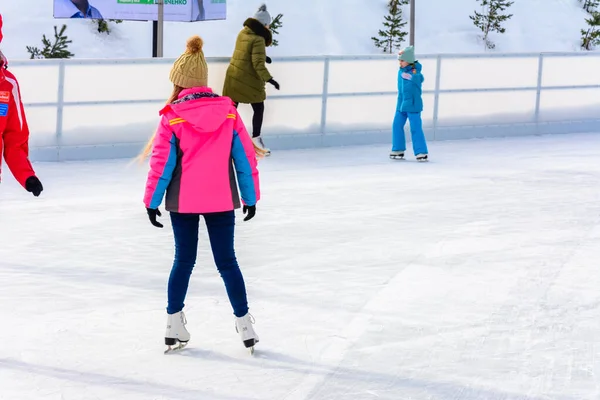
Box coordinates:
[268,78,280,90]
[147,208,164,228]
[243,205,256,222]
[25,176,43,197]
[265,56,272,64]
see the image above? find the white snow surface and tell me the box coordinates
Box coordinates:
[0,0,591,60]
[1,133,600,399]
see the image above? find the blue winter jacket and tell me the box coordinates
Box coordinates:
[396,61,424,113]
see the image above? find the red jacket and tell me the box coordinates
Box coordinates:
[0,68,35,187]
[0,14,36,188]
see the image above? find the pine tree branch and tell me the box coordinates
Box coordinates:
[373,0,408,53]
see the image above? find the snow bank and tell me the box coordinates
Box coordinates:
[0,0,592,60]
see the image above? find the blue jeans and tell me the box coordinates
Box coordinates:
[167,211,249,318]
[392,111,429,155]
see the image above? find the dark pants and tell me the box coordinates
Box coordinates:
[234,101,265,138]
[167,211,249,318]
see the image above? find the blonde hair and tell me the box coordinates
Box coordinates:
[136,85,266,162]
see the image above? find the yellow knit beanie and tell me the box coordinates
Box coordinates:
[169,36,208,88]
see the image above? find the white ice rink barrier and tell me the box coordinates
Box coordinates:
[9,52,600,161]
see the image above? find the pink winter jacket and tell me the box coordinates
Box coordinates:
[144,87,260,214]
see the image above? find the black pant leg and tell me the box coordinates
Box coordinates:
[250,102,265,138]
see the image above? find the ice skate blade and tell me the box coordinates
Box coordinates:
[389,155,405,160]
[164,342,188,354]
[249,346,255,355]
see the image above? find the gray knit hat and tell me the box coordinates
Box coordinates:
[253,4,272,26]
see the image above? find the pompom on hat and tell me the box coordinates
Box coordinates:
[253,4,272,26]
[169,35,208,89]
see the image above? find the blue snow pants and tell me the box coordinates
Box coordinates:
[392,111,429,155]
[167,211,249,318]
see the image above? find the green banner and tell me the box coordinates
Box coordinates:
[117,0,155,4]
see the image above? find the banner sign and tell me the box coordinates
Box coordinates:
[53,0,226,22]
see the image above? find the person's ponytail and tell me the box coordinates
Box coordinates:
[135,85,184,163]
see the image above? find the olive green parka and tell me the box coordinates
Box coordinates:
[222,18,273,104]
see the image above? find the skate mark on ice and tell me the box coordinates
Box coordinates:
[281,244,445,400]
[451,221,600,399]
[179,349,554,400]
[0,261,231,298]
[280,214,599,400]
[280,221,481,400]
[0,358,253,400]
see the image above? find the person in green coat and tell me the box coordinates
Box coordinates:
[223,4,280,155]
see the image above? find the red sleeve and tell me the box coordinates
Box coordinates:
[1,71,35,187]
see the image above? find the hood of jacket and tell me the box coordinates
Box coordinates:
[160,87,234,134]
[243,18,272,46]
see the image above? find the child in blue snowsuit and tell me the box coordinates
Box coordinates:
[391,46,428,161]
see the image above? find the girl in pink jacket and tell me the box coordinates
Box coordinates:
[141,36,263,354]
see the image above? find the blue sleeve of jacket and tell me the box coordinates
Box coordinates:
[397,69,403,92]
[231,129,257,206]
[412,71,424,87]
[148,132,178,209]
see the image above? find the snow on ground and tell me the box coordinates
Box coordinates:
[1,133,600,399]
[0,0,590,60]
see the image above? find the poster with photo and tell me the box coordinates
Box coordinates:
[192,0,226,21]
[53,0,226,22]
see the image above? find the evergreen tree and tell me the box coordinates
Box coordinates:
[581,0,600,13]
[94,19,123,35]
[580,0,600,50]
[26,25,74,59]
[372,0,409,53]
[470,0,514,50]
[270,13,283,47]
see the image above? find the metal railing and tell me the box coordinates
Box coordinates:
[8,51,600,161]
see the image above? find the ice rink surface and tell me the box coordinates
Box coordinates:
[1,133,600,400]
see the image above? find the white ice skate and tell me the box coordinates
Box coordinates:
[253,136,271,156]
[235,313,259,354]
[164,311,190,354]
[390,150,405,160]
[416,154,429,162]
